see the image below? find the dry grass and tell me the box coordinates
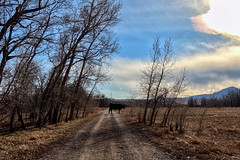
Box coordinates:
[0,108,105,160]
[122,107,240,160]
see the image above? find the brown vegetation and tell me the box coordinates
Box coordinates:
[0,108,104,160]
[123,107,240,160]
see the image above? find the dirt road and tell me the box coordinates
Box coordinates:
[38,110,173,160]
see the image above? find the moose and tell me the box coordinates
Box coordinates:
[109,103,125,114]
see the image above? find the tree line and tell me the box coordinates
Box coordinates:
[0,0,121,133]
[188,90,240,107]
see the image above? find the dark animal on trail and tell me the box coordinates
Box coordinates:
[109,103,125,114]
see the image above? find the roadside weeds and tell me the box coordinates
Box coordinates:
[0,109,104,160]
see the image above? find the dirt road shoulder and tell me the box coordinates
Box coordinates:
[0,110,103,160]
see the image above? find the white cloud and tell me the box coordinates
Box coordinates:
[192,0,240,38]
[100,58,145,99]
[177,46,240,71]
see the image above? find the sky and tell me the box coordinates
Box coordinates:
[98,0,240,99]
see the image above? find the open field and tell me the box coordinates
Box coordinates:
[1,106,240,160]
[0,108,104,160]
[122,107,240,160]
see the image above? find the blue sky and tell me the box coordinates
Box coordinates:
[99,0,240,99]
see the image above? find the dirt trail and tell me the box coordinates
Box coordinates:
[38,110,173,160]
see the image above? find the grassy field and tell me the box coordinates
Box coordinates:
[0,108,105,160]
[122,107,240,160]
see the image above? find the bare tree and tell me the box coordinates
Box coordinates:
[3,58,40,132]
[139,36,188,128]
[0,0,62,84]
[139,38,160,124]
[36,0,121,127]
[140,37,177,125]
[0,0,121,132]
[149,38,175,126]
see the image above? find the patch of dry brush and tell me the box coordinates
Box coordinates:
[123,107,240,160]
[0,108,104,160]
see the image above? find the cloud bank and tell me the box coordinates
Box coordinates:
[100,46,240,98]
[176,45,240,96]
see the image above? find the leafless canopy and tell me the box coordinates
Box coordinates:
[0,0,121,132]
[139,37,188,126]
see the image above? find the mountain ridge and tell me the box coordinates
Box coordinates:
[184,86,239,101]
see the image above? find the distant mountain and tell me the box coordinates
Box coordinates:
[212,86,239,98]
[184,86,239,101]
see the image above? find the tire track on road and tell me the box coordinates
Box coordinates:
[113,113,172,160]
[38,109,173,160]
[38,112,105,160]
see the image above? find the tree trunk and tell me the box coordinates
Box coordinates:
[69,103,75,120]
[153,108,159,124]
[52,107,59,124]
[65,106,70,122]
[16,106,26,130]
[41,107,52,126]
[149,106,156,126]
[75,107,80,118]
[58,107,62,123]
[0,49,9,84]
[161,107,171,127]
[36,114,43,128]
[142,100,150,124]
[9,107,16,133]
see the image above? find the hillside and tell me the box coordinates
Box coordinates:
[184,86,239,101]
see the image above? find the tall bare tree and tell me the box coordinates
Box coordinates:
[139,38,159,124]
[140,37,174,125]
[36,0,121,127]
[140,37,187,126]
[149,38,175,126]
[0,0,121,132]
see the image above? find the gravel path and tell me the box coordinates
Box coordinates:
[38,110,173,160]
